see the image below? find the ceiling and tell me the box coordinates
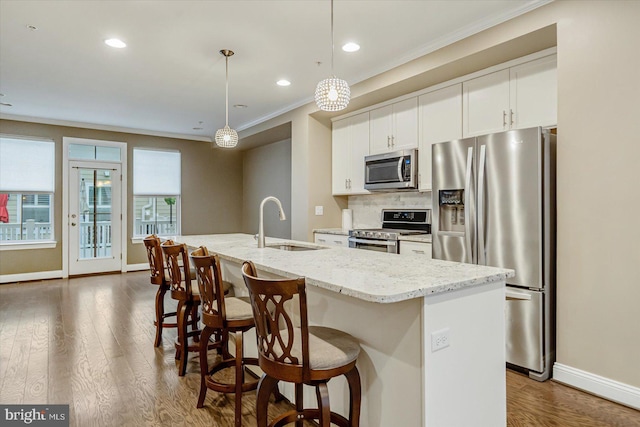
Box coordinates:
[0,1,548,144]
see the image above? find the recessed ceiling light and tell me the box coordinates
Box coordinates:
[342,42,360,52]
[277,79,291,87]
[234,104,248,109]
[105,38,126,48]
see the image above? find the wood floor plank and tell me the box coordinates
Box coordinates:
[1,271,638,426]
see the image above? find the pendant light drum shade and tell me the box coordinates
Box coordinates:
[214,125,238,148]
[315,0,350,112]
[215,49,238,148]
[315,76,350,112]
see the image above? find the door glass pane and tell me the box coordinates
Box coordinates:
[69,144,121,161]
[78,168,113,259]
[96,146,121,161]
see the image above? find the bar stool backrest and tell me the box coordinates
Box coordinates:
[161,240,192,300]
[242,261,310,383]
[190,246,227,329]
[143,234,164,285]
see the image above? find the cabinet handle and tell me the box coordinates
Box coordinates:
[345,179,348,189]
[387,136,391,148]
[348,179,351,189]
[412,249,425,254]
[503,110,507,129]
[318,238,326,243]
[510,109,514,126]
[391,135,395,147]
[333,240,343,245]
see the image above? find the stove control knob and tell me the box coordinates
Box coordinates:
[383,233,391,239]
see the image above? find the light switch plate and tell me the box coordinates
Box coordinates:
[315,206,324,215]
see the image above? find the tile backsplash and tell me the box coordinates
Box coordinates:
[348,192,432,229]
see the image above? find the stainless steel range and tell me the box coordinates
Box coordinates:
[349,209,431,253]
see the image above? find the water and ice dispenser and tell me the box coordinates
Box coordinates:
[438,189,465,232]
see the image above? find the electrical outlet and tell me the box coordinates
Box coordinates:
[431,328,450,352]
[315,206,324,215]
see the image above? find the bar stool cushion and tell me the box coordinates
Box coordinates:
[223,296,254,321]
[274,326,360,370]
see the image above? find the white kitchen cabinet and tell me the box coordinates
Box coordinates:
[509,55,557,129]
[463,69,510,137]
[399,240,432,259]
[314,233,349,248]
[332,112,370,195]
[418,84,463,191]
[369,97,418,154]
[463,55,557,137]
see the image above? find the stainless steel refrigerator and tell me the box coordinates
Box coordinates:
[432,126,556,381]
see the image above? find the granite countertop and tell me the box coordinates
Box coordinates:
[313,228,350,236]
[176,234,513,304]
[398,234,432,243]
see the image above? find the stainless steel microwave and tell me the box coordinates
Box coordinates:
[364,149,418,191]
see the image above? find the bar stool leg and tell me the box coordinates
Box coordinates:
[154,285,167,347]
[234,331,243,427]
[345,367,362,426]
[256,375,279,427]
[316,382,331,427]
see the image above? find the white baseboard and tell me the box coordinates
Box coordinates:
[0,270,64,284]
[1,266,149,284]
[127,263,149,272]
[553,363,640,410]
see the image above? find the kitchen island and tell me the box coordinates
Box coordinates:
[176,233,514,427]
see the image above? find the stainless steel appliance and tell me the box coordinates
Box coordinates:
[364,149,418,191]
[432,126,556,381]
[349,209,430,253]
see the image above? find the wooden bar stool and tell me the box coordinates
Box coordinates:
[161,240,217,376]
[143,234,177,347]
[190,246,259,427]
[241,261,362,427]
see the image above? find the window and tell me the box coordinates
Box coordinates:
[0,136,55,242]
[133,149,181,237]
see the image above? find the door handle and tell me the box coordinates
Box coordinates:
[478,144,486,265]
[464,146,474,264]
[71,222,77,226]
[506,289,532,300]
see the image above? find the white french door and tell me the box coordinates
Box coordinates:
[68,161,122,275]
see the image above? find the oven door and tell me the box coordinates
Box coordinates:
[348,237,398,254]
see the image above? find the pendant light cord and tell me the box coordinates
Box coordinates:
[331,0,334,77]
[225,55,229,126]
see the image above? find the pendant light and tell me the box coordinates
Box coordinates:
[315,0,350,112]
[214,49,238,148]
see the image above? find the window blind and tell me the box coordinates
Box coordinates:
[0,136,55,192]
[133,149,181,196]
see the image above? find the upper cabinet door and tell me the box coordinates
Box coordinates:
[391,97,419,151]
[332,112,370,196]
[369,98,418,154]
[369,104,393,154]
[349,112,370,193]
[463,69,510,137]
[332,117,351,195]
[418,83,463,191]
[510,56,557,129]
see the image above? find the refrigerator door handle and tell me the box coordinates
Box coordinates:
[505,289,533,300]
[478,144,487,265]
[464,146,474,264]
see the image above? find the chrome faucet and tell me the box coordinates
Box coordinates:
[257,196,286,248]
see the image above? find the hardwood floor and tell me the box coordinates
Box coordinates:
[1,271,638,426]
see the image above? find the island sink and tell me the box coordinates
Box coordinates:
[265,243,327,252]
